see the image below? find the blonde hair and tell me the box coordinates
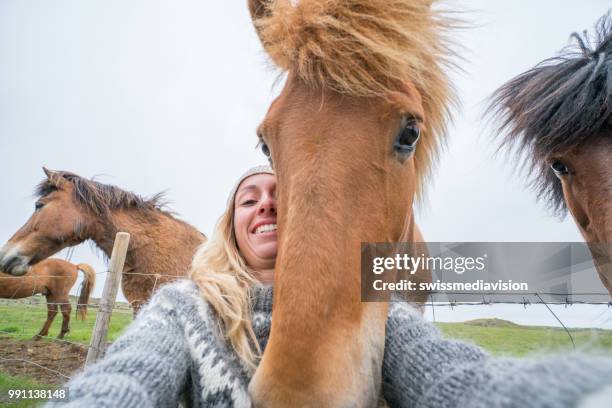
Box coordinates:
[189,201,261,371]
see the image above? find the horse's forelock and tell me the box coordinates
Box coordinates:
[254,0,459,198]
[34,179,57,199]
[489,12,612,216]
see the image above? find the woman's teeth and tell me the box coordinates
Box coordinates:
[255,224,277,234]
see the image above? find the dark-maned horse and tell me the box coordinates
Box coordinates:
[0,168,206,312]
[490,13,612,294]
[247,0,455,406]
[0,258,95,339]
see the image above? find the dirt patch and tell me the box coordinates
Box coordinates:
[0,336,87,385]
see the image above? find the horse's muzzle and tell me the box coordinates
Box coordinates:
[0,246,30,276]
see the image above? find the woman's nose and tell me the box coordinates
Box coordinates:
[258,194,277,215]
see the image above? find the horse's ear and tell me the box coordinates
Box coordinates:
[42,167,67,189]
[42,166,54,179]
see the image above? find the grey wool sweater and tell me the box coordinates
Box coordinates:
[49,279,612,408]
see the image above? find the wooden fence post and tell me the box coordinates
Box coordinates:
[85,232,130,366]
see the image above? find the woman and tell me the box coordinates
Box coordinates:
[51,166,612,407]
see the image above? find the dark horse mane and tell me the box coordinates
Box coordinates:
[490,12,612,216]
[35,170,169,219]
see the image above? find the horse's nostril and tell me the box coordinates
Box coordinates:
[5,257,18,270]
[3,257,27,276]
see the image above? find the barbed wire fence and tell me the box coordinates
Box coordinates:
[1,233,611,387]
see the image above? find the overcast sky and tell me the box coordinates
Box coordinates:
[1,1,610,328]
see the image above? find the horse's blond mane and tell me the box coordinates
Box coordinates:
[254,0,458,195]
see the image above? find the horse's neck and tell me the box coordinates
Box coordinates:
[88,205,205,281]
[89,209,160,265]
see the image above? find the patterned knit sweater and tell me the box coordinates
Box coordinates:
[49,279,612,407]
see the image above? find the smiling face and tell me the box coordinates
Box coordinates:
[233,173,278,271]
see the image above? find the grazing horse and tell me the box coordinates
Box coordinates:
[247,0,455,406]
[0,258,95,339]
[490,13,612,294]
[0,168,206,312]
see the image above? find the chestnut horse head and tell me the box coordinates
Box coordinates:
[490,13,612,293]
[247,0,456,406]
[0,167,161,276]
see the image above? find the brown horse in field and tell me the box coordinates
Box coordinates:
[0,258,95,339]
[247,0,455,406]
[0,168,206,312]
[490,13,612,294]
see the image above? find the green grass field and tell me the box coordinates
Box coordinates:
[437,318,612,356]
[0,296,132,344]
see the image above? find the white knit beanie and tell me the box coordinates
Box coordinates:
[227,165,274,207]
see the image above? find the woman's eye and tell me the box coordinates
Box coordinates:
[242,199,257,206]
[34,202,44,211]
[550,160,570,177]
[394,119,421,159]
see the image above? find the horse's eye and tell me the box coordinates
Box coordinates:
[258,139,273,167]
[550,160,569,177]
[260,141,270,158]
[394,120,421,159]
[34,202,44,211]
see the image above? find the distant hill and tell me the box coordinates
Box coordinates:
[460,318,610,333]
[464,318,520,328]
